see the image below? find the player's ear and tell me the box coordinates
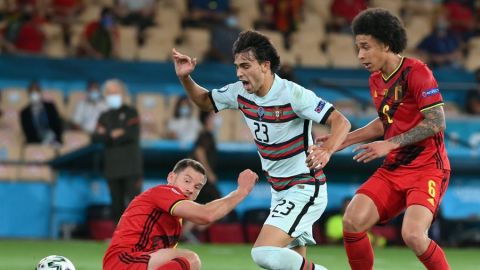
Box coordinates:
[384,44,390,52]
[166,172,176,185]
[261,61,270,73]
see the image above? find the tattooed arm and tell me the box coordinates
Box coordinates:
[352,105,446,163]
[387,105,446,147]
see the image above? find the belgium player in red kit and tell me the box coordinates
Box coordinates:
[307,8,451,270]
[103,159,258,270]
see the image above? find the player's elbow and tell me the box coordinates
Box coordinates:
[194,216,214,225]
[341,117,352,132]
[191,212,215,225]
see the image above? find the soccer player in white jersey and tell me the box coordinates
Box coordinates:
[172,30,351,270]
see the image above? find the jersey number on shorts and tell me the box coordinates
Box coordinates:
[427,180,436,206]
[254,122,269,142]
[272,199,295,217]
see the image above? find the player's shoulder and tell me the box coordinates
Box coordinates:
[149,185,186,198]
[215,81,244,94]
[404,57,432,74]
[282,77,310,100]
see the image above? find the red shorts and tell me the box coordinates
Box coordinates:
[103,249,151,270]
[357,167,450,223]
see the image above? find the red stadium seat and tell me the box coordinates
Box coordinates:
[207,211,245,243]
[243,208,270,243]
[207,223,245,243]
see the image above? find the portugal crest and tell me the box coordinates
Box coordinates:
[273,106,283,121]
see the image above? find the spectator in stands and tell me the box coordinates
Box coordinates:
[77,7,119,59]
[92,79,142,224]
[182,111,222,243]
[49,0,84,46]
[417,12,463,68]
[103,158,257,270]
[114,0,156,45]
[167,95,201,145]
[20,81,63,145]
[204,11,242,64]
[183,0,230,28]
[329,0,367,33]
[0,3,45,55]
[191,111,221,203]
[260,0,303,44]
[71,80,108,134]
[465,68,480,115]
[443,0,475,38]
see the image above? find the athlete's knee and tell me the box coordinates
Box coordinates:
[343,213,368,233]
[401,227,428,252]
[251,246,284,269]
[182,251,201,270]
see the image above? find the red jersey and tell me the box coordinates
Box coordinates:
[105,185,187,254]
[369,57,450,171]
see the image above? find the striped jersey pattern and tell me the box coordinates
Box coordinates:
[210,75,334,188]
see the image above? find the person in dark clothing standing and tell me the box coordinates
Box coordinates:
[93,79,142,224]
[191,111,221,204]
[182,111,222,243]
[20,81,63,145]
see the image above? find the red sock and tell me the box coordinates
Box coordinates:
[156,257,190,270]
[418,240,450,270]
[343,230,374,270]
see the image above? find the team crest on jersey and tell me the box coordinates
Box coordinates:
[273,106,283,121]
[257,107,265,120]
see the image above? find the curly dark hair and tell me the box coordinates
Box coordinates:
[232,30,281,73]
[351,8,407,54]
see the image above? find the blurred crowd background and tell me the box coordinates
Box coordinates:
[0,0,479,248]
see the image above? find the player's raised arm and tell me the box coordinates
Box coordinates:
[172,48,215,111]
[171,169,258,225]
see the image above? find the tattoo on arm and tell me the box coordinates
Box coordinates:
[388,106,446,147]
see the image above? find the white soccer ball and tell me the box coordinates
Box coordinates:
[36,255,76,270]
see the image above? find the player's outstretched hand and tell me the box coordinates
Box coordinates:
[353,140,397,163]
[237,169,258,195]
[306,144,332,170]
[172,48,197,78]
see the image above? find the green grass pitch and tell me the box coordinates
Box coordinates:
[1,240,478,269]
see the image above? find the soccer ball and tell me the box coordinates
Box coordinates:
[36,255,76,270]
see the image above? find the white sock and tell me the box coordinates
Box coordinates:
[251,246,328,270]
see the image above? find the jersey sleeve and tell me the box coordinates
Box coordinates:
[209,82,241,112]
[151,186,187,215]
[289,83,334,124]
[409,64,444,112]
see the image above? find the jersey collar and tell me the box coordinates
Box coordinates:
[381,56,405,83]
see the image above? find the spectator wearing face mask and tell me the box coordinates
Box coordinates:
[204,11,242,64]
[71,80,108,134]
[20,81,63,145]
[92,79,143,224]
[416,11,463,68]
[167,96,201,145]
[77,7,119,59]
